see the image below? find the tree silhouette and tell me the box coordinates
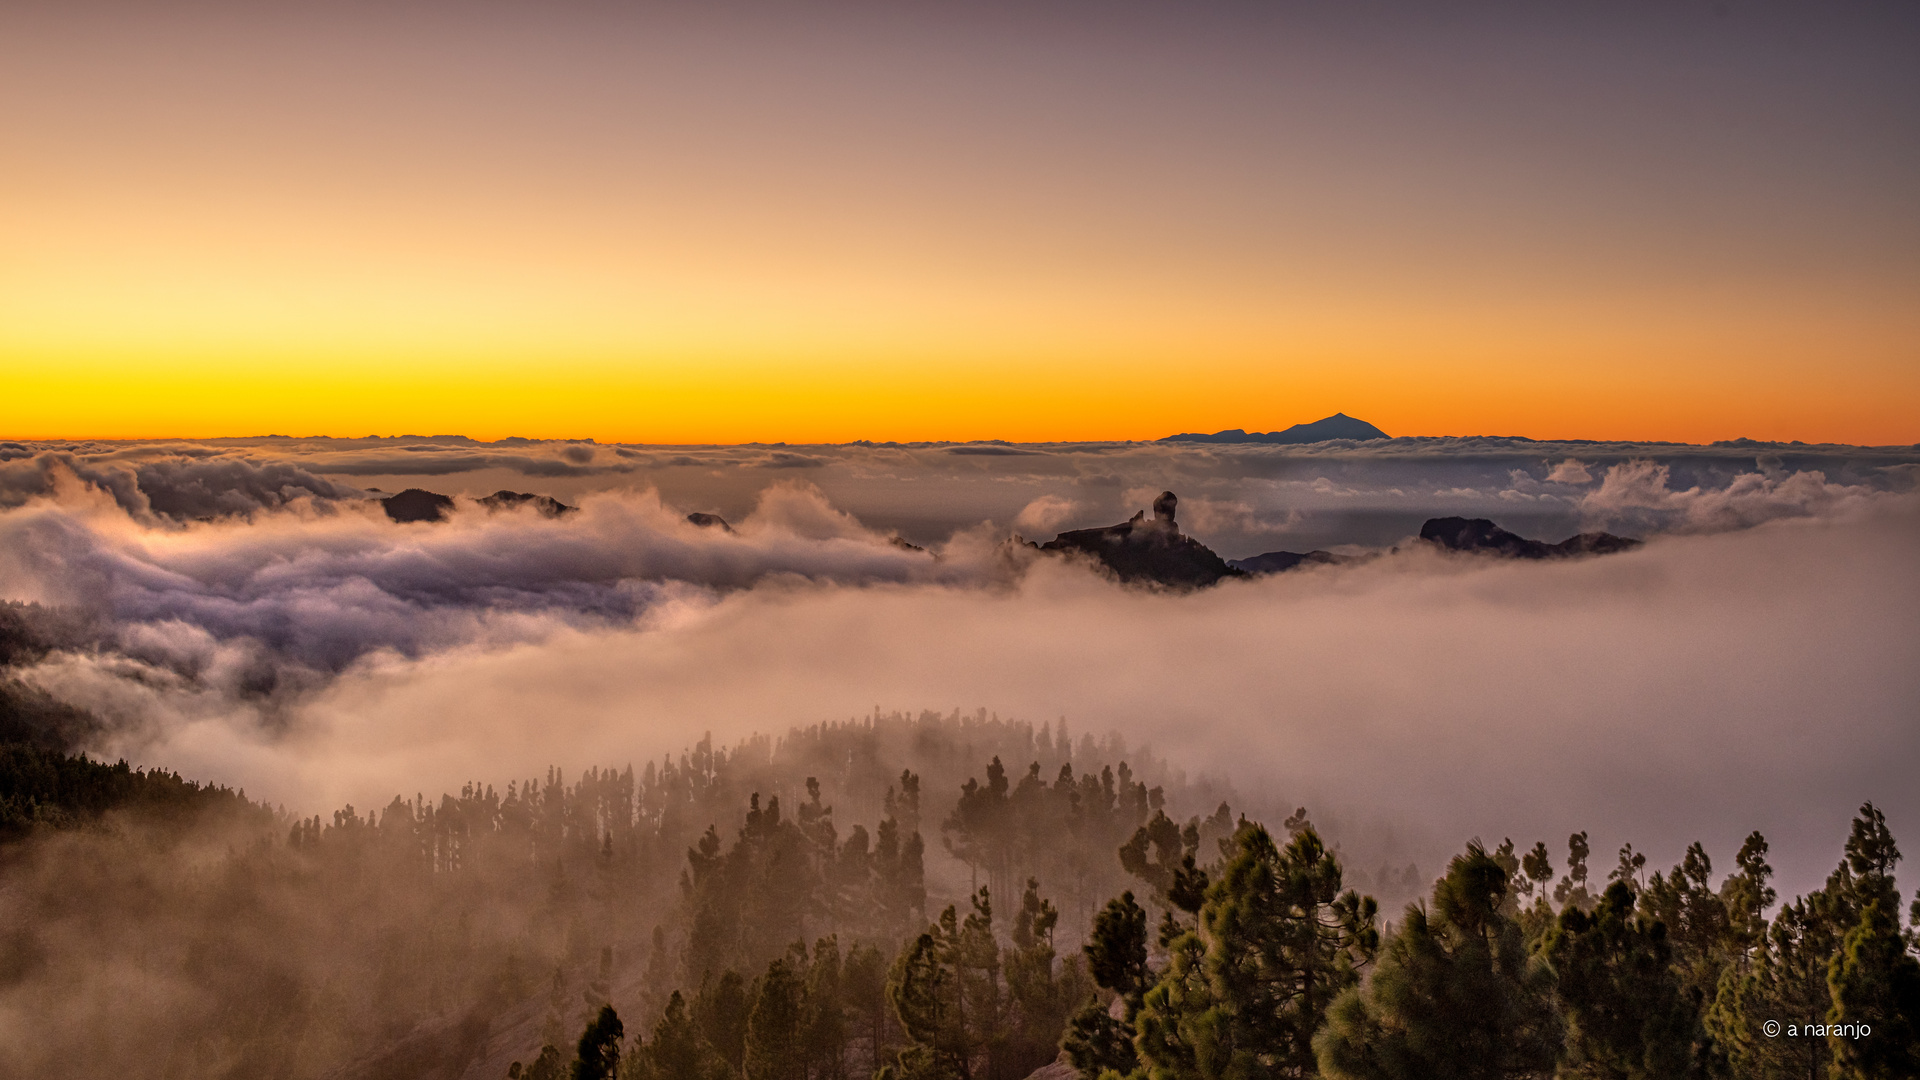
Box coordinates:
[571,1005,622,1080]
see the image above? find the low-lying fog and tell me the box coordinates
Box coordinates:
[2,435,1916,899]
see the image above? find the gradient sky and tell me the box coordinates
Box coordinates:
[3,0,1916,443]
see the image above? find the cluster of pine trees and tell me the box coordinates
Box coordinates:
[1061,806,1918,1079]
[2,690,1915,1078]
[0,741,264,840]
[518,790,1917,1080]
[0,711,1217,1078]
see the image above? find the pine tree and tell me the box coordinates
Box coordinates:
[1828,898,1920,1079]
[629,990,726,1080]
[1062,891,1150,1078]
[884,905,968,1080]
[944,759,1013,899]
[843,942,897,1076]
[1826,803,1919,1079]
[517,1045,566,1080]
[1315,841,1560,1080]
[1005,879,1088,1076]
[1543,880,1693,1078]
[958,888,1012,1075]
[1133,822,1378,1079]
[745,957,806,1080]
[1708,895,1842,1080]
[1638,840,1734,1068]
[1721,832,1777,964]
[1554,831,1594,912]
[572,1005,622,1080]
[876,813,929,945]
[803,936,849,1080]
[1489,838,1522,916]
[695,970,751,1076]
[1120,811,1188,903]
[1698,831,1778,1078]
[1520,841,1554,904]
[1515,840,1560,949]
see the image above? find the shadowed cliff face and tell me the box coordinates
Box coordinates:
[1038,491,1240,587]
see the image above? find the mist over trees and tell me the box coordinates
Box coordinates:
[0,701,1915,1078]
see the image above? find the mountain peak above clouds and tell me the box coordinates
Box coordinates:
[1160,413,1389,444]
[1038,490,1241,587]
[476,490,577,517]
[379,488,454,523]
[381,488,577,522]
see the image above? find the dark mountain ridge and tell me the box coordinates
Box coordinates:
[1419,517,1642,559]
[1161,412,1389,444]
[1228,549,1353,575]
[1226,517,1642,577]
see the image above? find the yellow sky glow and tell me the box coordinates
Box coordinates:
[3,4,1915,445]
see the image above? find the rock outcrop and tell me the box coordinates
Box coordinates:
[382,489,577,522]
[1040,491,1239,587]
[476,490,576,517]
[380,489,455,523]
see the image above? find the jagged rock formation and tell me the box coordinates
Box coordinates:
[380,489,455,523]
[383,489,576,522]
[1419,517,1641,559]
[1040,491,1240,587]
[686,512,732,531]
[476,490,576,517]
[1228,549,1352,575]
[1160,412,1389,444]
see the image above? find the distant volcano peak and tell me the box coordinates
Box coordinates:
[1160,413,1389,444]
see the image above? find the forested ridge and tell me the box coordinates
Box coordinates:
[0,742,264,840]
[0,707,1914,1079]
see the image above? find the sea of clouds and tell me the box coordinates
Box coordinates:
[1,434,1916,897]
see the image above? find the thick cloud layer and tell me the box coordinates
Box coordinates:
[6,435,1915,556]
[1,437,1916,899]
[0,473,972,674]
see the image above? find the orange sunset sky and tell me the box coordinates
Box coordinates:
[3,1,1916,445]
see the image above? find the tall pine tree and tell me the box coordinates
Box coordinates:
[1132,823,1378,1080]
[1542,881,1693,1079]
[1315,841,1560,1080]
